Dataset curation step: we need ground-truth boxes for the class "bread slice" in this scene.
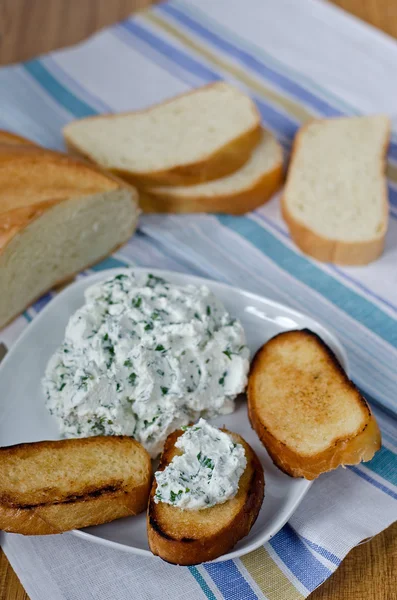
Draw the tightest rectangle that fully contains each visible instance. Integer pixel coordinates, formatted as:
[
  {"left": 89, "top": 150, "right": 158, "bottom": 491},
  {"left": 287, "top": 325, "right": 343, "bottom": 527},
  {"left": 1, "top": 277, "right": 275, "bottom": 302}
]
[
  {"left": 139, "top": 129, "right": 283, "bottom": 214},
  {"left": 63, "top": 82, "right": 261, "bottom": 187},
  {"left": 147, "top": 428, "right": 264, "bottom": 565},
  {"left": 282, "top": 115, "right": 390, "bottom": 265},
  {"left": 248, "top": 329, "right": 381, "bottom": 480},
  {"left": 0, "top": 436, "right": 152, "bottom": 535},
  {"left": 0, "top": 141, "right": 139, "bottom": 328}
]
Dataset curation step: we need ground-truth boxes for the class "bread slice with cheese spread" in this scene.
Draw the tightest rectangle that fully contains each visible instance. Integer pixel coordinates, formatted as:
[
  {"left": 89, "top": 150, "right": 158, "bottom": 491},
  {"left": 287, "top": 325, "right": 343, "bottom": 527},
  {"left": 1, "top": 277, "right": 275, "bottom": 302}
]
[
  {"left": 0, "top": 436, "right": 152, "bottom": 535},
  {"left": 0, "top": 138, "right": 139, "bottom": 329},
  {"left": 248, "top": 329, "right": 381, "bottom": 479},
  {"left": 63, "top": 82, "right": 261, "bottom": 187},
  {"left": 147, "top": 428, "right": 264, "bottom": 565}
]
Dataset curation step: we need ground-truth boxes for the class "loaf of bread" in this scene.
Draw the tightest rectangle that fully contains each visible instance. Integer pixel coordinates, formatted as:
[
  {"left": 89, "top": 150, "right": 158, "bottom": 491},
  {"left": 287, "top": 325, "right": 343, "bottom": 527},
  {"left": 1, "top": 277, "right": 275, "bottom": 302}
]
[
  {"left": 63, "top": 82, "right": 261, "bottom": 187},
  {"left": 281, "top": 115, "right": 390, "bottom": 265},
  {"left": 0, "top": 136, "right": 139, "bottom": 328},
  {"left": 139, "top": 129, "right": 283, "bottom": 214},
  {"left": 147, "top": 428, "right": 264, "bottom": 565},
  {"left": 0, "top": 436, "right": 152, "bottom": 535},
  {"left": 248, "top": 329, "right": 381, "bottom": 479}
]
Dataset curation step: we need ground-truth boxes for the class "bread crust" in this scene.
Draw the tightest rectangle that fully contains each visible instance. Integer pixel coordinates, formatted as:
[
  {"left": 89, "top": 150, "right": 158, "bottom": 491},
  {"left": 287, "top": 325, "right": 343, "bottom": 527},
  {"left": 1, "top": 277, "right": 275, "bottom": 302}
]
[
  {"left": 247, "top": 329, "right": 381, "bottom": 480},
  {"left": 0, "top": 131, "right": 38, "bottom": 147},
  {"left": 63, "top": 82, "right": 262, "bottom": 187},
  {"left": 147, "top": 429, "right": 264, "bottom": 565},
  {"left": 281, "top": 118, "right": 390, "bottom": 266},
  {"left": 0, "top": 437, "right": 152, "bottom": 535},
  {"left": 138, "top": 161, "right": 283, "bottom": 214}
]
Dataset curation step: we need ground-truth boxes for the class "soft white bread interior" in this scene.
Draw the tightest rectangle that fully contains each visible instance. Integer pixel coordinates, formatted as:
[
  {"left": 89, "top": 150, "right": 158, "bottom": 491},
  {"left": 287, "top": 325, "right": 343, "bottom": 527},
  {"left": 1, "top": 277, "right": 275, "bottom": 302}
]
[
  {"left": 147, "top": 428, "right": 264, "bottom": 565},
  {"left": 0, "top": 436, "right": 152, "bottom": 535},
  {"left": 0, "top": 142, "right": 139, "bottom": 329},
  {"left": 140, "top": 129, "right": 283, "bottom": 214},
  {"left": 248, "top": 329, "right": 381, "bottom": 480},
  {"left": 281, "top": 115, "right": 390, "bottom": 265},
  {"left": 63, "top": 82, "right": 261, "bottom": 187}
]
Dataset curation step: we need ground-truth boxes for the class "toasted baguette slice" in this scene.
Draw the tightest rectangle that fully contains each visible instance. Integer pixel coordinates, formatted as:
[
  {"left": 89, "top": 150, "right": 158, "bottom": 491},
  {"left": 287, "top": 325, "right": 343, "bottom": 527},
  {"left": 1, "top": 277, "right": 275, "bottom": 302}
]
[
  {"left": 0, "top": 436, "right": 152, "bottom": 535},
  {"left": 139, "top": 129, "right": 283, "bottom": 214},
  {"left": 63, "top": 82, "right": 261, "bottom": 187},
  {"left": 248, "top": 329, "right": 381, "bottom": 480},
  {"left": 282, "top": 115, "right": 390, "bottom": 265},
  {"left": 147, "top": 429, "right": 264, "bottom": 565},
  {"left": 0, "top": 141, "right": 139, "bottom": 329}
]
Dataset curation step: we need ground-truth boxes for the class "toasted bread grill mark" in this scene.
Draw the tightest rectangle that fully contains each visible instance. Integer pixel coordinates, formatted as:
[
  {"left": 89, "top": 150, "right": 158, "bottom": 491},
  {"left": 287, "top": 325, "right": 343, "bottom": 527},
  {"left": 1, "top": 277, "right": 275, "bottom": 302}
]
[
  {"left": 147, "top": 429, "right": 264, "bottom": 564},
  {"left": 0, "top": 436, "right": 152, "bottom": 534},
  {"left": 248, "top": 329, "right": 381, "bottom": 479}
]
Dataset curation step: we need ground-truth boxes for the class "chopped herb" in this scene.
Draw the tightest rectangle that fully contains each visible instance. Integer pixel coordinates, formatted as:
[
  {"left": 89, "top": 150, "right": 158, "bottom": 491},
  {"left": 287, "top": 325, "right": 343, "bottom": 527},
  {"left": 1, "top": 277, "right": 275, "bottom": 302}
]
[
  {"left": 63, "top": 348, "right": 69, "bottom": 353},
  {"left": 144, "top": 322, "right": 154, "bottom": 331},
  {"left": 116, "top": 382, "right": 121, "bottom": 392},
  {"left": 147, "top": 274, "right": 167, "bottom": 288},
  {"left": 187, "top": 386, "right": 194, "bottom": 393},
  {"left": 124, "top": 358, "right": 132, "bottom": 368},
  {"left": 103, "top": 333, "right": 109, "bottom": 341},
  {"left": 132, "top": 296, "right": 142, "bottom": 309},
  {"left": 170, "top": 490, "right": 183, "bottom": 503},
  {"left": 205, "top": 358, "right": 210, "bottom": 364},
  {"left": 107, "top": 419, "right": 113, "bottom": 425},
  {"left": 114, "top": 274, "right": 127, "bottom": 281},
  {"left": 223, "top": 349, "right": 232, "bottom": 360},
  {"left": 143, "top": 416, "right": 158, "bottom": 428},
  {"left": 58, "top": 382, "right": 66, "bottom": 392},
  {"left": 155, "top": 344, "right": 165, "bottom": 352},
  {"left": 129, "top": 372, "right": 137, "bottom": 385},
  {"left": 161, "top": 386, "right": 169, "bottom": 396},
  {"left": 194, "top": 312, "right": 201, "bottom": 320},
  {"left": 238, "top": 345, "right": 246, "bottom": 352},
  {"left": 127, "top": 398, "right": 135, "bottom": 405},
  {"left": 206, "top": 306, "right": 211, "bottom": 316},
  {"left": 157, "top": 369, "right": 165, "bottom": 376},
  {"left": 151, "top": 310, "right": 160, "bottom": 320},
  {"left": 197, "top": 453, "right": 214, "bottom": 470},
  {"left": 218, "top": 371, "right": 227, "bottom": 385}
]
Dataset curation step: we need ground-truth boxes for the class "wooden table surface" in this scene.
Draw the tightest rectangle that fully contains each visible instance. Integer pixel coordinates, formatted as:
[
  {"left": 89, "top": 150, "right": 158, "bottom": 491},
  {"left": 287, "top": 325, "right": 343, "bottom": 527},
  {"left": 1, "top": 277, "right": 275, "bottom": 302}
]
[{"left": 0, "top": 0, "right": 396, "bottom": 598}]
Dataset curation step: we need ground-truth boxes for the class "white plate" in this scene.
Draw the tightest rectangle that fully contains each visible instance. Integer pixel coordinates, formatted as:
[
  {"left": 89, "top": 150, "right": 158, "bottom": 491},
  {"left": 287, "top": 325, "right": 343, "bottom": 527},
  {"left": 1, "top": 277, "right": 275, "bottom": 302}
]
[{"left": 0, "top": 268, "right": 348, "bottom": 562}]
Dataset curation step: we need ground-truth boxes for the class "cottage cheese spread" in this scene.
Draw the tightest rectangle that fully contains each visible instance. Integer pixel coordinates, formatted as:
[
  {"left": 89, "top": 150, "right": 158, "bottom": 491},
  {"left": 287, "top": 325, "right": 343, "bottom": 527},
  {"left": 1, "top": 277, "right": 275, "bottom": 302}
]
[
  {"left": 43, "top": 271, "right": 249, "bottom": 457},
  {"left": 154, "top": 419, "right": 247, "bottom": 509}
]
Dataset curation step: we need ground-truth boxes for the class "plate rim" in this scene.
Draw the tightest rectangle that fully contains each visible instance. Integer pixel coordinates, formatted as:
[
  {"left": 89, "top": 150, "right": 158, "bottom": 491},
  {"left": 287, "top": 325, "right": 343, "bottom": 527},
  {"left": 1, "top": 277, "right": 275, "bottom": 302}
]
[{"left": 1, "top": 267, "right": 351, "bottom": 562}]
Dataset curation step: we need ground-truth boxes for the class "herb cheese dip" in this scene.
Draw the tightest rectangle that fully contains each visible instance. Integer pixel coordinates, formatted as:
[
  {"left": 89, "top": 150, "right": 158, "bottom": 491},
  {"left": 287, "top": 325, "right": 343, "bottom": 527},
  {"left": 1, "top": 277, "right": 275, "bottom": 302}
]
[
  {"left": 154, "top": 419, "right": 246, "bottom": 509},
  {"left": 43, "top": 271, "right": 249, "bottom": 457}
]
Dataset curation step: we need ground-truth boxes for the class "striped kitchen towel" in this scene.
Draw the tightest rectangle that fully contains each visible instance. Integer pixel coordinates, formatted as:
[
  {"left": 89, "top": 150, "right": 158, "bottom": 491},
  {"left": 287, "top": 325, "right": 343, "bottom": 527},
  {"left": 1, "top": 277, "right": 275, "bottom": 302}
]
[{"left": 1, "top": 0, "right": 397, "bottom": 598}]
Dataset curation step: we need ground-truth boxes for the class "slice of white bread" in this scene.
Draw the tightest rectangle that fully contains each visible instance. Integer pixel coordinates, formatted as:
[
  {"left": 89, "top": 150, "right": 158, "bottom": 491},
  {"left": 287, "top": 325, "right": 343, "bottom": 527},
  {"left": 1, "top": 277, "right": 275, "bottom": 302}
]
[
  {"left": 248, "top": 329, "right": 381, "bottom": 480},
  {"left": 0, "top": 436, "right": 152, "bottom": 535},
  {"left": 0, "top": 139, "right": 139, "bottom": 329},
  {"left": 147, "top": 428, "right": 264, "bottom": 565},
  {"left": 63, "top": 82, "right": 261, "bottom": 187},
  {"left": 139, "top": 129, "right": 283, "bottom": 214},
  {"left": 282, "top": 115, "right": 391, "bottom": 265}
]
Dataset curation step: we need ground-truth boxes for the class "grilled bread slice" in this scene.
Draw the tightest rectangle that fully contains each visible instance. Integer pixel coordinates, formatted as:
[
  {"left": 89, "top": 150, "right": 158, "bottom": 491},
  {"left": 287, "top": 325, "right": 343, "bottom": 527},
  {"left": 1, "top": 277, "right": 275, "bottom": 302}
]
[
  {"left": 281, "top": 115, "right": 390, "bottom": 265},
  {"left": 63, "top": 82, "right": 261, "bottom": 187},
  {"left": 248, "top": 329, "right": 381, "bottom": 480},
  {"left": 147, "top": 429, "right": 264, "bottom": 565},
  {"left": 0, "top": 436, "right": 152, "bottom": 535},
  {"left": 139, "top": 128, "right": 283, "bottom": 214}
]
